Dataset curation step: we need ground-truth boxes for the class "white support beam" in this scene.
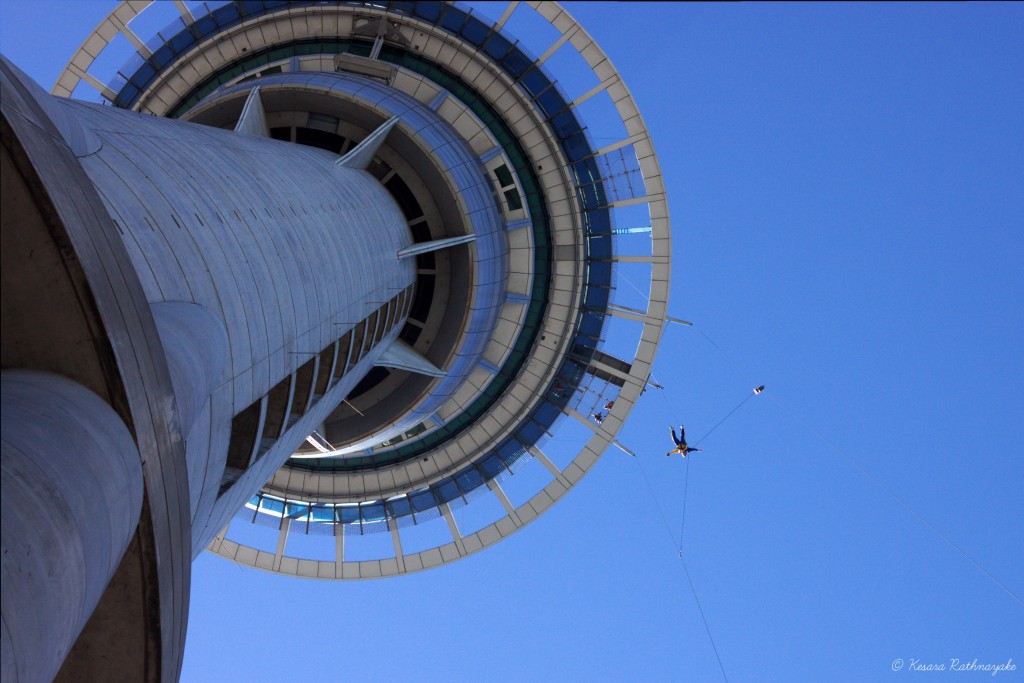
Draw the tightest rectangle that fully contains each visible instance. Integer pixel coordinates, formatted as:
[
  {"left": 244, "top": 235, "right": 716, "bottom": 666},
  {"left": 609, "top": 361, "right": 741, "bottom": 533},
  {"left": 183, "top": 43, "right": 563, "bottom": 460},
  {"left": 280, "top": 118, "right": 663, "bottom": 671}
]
[
  {"left": 529, "top": 445, "right": 571, "bottom": 489},
  {"left": 570, "top": 77, "right": 615, "bottom": 109},
  {"left": 487, "top": 479, "right": 522, "bottom": 527},
  {"left": 535, "top": 27, "right": 576, "bottom": 67},
  {"left": 397, "top": 234, "right": 476, "bottom": 258},
  {"left": 369, "top": 34, "right": 384, "bottom": 60},
  {"left": 234, "top": 86, "right": 270, "bottom": 137},
  {"left": 335, "top": 528, "right": 345, "bottom": 564},
  {"left": 493, "top": 2, "right": 519, "bottom": 31},
  {"left": 441, "top": 503, "right": 467, "bottom": 555},
  {"left": 374, "top": 338, "right": 445, "bottom": 377},
  {"left": 588, "top": 357, "right": 641, "bottom": 388},
  {"left": 592, "top": 133, "right": 646, "bottom": 159},
  {"left": 607, "top": 302, "right": 689, "bottom": 327},
  {"left": 109, "top": 16, "right": 152, "bottom": 59},
  {"left": 612, "top": 440, "right": 636, "bottom": 457},
  {"left": 612, "top": 254, "right": 658, "bottom": 263},
  {"left": 337, "top": 116, "right": 400, "bottom": 169},
  {"left": 272, "top": 518, "right": 291, "bottom": 572},
  {"left": 566, "top": 405, "right": 603, "bottom": 432},
  {"left": 607, "top": 195, "right": 651, "bottom": 209},
  {"left": 390, "top": 521, "right": 406, "bottom": 572},
  {"left": 173, "top": 0, "right": 196, "bottom": 23},
  {"left": 606, "top": 304, "right": 650, "bottom": 324},
  {"left": 68, "top": 64, "right": 118, "bottom": 101},
  {"left": 429, "top": 89, "right": 449, "bottom": 111}
]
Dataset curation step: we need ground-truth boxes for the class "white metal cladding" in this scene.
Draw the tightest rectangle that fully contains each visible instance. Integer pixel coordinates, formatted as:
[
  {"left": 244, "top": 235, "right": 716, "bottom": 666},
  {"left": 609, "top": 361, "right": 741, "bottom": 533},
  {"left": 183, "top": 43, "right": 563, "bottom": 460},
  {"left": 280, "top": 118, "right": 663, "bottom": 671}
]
[
  {"left": 54, "top": 1, "right": 673, "bottom": 578},
  {"left": 57, "top": 95, "right": 416, "bottom": 548},
  {"left": 190, "top": 72, "right": 510, "bottom": 455}
]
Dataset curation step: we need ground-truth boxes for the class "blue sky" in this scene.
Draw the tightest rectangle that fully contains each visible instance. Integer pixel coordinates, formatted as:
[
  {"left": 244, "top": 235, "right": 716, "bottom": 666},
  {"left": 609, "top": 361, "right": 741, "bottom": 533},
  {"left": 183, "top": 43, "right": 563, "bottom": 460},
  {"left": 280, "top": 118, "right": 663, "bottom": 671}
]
[{"left": 2, "top": 2, "right": 1021, "bottom": 681}]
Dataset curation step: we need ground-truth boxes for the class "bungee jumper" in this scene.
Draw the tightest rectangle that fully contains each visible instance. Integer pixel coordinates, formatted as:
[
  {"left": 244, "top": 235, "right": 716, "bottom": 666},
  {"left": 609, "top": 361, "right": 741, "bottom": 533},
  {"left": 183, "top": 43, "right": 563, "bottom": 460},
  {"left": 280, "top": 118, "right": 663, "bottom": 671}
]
[{"left": 666, "top": 425, "right": 702, "bottom": 458}]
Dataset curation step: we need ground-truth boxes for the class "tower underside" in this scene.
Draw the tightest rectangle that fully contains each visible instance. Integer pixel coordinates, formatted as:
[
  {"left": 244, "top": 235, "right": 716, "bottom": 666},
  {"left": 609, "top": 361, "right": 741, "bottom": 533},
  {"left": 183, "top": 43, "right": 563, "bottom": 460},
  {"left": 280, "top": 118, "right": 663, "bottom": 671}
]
[{"left": 1, "top": 3, "right": 672, "bottom": 681}]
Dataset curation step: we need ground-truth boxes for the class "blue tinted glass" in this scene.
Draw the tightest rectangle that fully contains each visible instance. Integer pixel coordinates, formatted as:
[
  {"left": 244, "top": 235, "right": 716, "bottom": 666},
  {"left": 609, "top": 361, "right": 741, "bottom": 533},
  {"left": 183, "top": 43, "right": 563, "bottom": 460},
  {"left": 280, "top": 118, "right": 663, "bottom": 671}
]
[
  {"left": 589, "top": 235, "right": 612, "bottom": 259},
  {"left": 551, "top": 110, "right": 579, "bottom": 138},
  {"left": 387, "top": 497, "right": 412, "bottom": 518},
  {"left": 151, "top": 45, "right": 175, "bottom": 69},
  {"left": 441, "top": 7, "right": 466, "bottom": 32},
  {"left": 536, "top": 88, "right": 565, "bottom": 118},
  {"left": 455, "top": 467, "right": 484, "bottom": 494},
  {"left": 580, "top": 310, "right": 604, "bottom": 336},
  {"left": 480, "top": 453, "right": 505, "bottom": 477},
  {"left": 410, "top": 489, "right": 437, "bottom": 512},
  {"left": 589, "top": 260, "right": 612, "bottom": 285},
  {"left": 577, "top": 184, "right": 600, "bottom": 208},
  {"left": 502, "top": 49, "right": 532, "bottom": 78},
  {"left": 585, "top": 286, "right": 610, "bottom": 309},
  {"left": 563, "top": 133, "right": 592, "bottom": 162},
  {"left": 584, "top": 209, "right": 611, "bottom": 233},
  {"left": 533, "top": 400, "right": 560, "bottom": 426},
  {"left": 483, "top": 32, "right": 513, "bottom": 60},
  {"left": 460, "top": 16, "right": 489, "bottom": 46},
  {"left": 212, "top": 4, "right": 240, "bottom": 27},
  {"left": 517, "top": 420, "right": 544, "bottom": 444},
  {"left": 131, "top": 62, "right": 156, "bottom": 88},
  {"left": 194, "top": 16, "right": 217, "bottom": 39},
  {"left": 521, "top": 68, "right": 549, "bottom": 97},
  {"left": 360, "top": 502, "right": 386, "bottom": 522},
  {"left": 414, "top": 2, "right": 443, "bottom": 22},
  {"left": 311, "top": 505, "right": 334, "bottom": 522},
  {"left": 338, "top": 506, "right": 360, "bottom": 524},
  {"left": 115, "top": 84, "right": 140, "bottom": 108},
  {"left": 573, "top": 161, "right": 599, "bottom": 185},
  {"left": 285, "top": 502, "right": 309, "bottom": 520},
  {"left": 239, "top": 1, "right": 263, "bottom": 17},
  {"left": 558, "top": 360, "right": 584, "bottom": 381},
  {"left": 436, "top": 479, "right": 461, "bottom": 503},
  {"left": 168, "top": 30, "right": 194, "bottom": 54},
  {"left": 262, "top": 497, "right": 284, "bottom": 514}
]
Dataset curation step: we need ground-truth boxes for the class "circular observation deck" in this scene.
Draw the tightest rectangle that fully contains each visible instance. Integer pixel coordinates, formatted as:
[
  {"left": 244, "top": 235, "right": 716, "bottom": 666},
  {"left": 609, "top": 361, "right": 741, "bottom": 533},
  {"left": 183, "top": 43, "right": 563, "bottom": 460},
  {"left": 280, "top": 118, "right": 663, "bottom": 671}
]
[{"left": 58, "top": 1, "right": 672, "bottom": 579}]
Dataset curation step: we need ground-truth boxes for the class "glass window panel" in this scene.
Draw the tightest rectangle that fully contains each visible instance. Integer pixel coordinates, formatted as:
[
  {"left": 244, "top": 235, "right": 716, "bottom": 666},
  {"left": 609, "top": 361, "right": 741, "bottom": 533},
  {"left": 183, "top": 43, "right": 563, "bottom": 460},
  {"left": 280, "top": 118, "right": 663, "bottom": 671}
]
[
  {"left": 410, "top": 489, "right": 437, "bottom": 512},
  {"left": 225, "top": 399, "right": 261, "bottom": 471},
  {"left": 436, "top": 479, "right": 461, "bottom": 503},
  {"left": 360, "top": 502, "right": 386, "bottom": 523},
  {"left": 260, "top": 376, "right": 292, "bottom": 444},
  {"left": 313, "top": 343, "right": 336, "bottom": 398},
  {"left": 479, "top": 453, "right": 506, "bottom": 478},
  {"left": 288, "top": 358, "right": 316, "bottom": 421},
  {"left": 337, "top": 505, "right": 360, "bottom": 524},
  {"left": 335, "top": 330, "right": 353, "bottom": 378},
  {"left": 493, "top": 163, "right": 515, "bottom": 187}
]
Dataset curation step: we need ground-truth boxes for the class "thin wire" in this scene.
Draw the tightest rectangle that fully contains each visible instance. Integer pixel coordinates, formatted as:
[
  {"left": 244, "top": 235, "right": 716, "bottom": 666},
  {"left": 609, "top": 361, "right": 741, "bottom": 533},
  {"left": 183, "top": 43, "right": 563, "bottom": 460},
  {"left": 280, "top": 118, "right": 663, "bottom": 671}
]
[
  {"left": 697, "top": 327, "right": 1024, "bottom": 609},
  {"left": 678, "top": 457, "right": 691, "bottom": 551},
  {"left": 693, "top": 393, "right": 754, "bottom": 447},
  {"left": 633, "top": 457, "right": 730, "bottom": 683},
  {"left": 679, "top": 554, "right": 731, "bottom": 683}
]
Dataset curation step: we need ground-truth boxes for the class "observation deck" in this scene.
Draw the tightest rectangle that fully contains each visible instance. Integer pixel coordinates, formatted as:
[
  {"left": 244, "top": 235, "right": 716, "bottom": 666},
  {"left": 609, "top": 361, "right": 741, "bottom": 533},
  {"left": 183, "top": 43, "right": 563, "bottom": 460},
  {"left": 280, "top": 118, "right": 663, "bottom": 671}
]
[{"left": 55, "top": 0, "right": 672, "bottom": 579}]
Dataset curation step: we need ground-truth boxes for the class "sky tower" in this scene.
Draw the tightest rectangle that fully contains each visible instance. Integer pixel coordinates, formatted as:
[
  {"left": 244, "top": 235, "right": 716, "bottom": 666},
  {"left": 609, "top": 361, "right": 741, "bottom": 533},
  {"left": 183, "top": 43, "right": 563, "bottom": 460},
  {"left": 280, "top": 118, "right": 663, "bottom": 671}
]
[{"left": 0, "top": 2, "right": 671, "bottom": 681}]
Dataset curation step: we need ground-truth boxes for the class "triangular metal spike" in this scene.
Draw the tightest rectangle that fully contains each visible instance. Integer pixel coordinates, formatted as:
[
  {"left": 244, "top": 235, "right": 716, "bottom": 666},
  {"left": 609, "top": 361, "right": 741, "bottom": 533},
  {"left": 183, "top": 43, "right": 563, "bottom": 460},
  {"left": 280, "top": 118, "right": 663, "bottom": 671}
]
[
  {"left": 233, "top": 86, "right": 270, "bottom": 138},
  {"left": 397, "top": 234, "right": 476, "bottom": 259},
  {"left": 336, "top": 116, "right": 400, "bottom": 169},
  {"left": 374, "top": 339, "right": 445, "bottom": 377}
]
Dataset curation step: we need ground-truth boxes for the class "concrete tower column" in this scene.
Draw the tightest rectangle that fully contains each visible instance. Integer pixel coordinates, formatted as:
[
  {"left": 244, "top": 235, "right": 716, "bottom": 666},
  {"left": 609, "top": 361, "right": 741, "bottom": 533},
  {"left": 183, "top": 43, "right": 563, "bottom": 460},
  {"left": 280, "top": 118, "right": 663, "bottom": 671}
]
[{"left": 0, "top": 371, "right": 144, "bottom": 683}]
